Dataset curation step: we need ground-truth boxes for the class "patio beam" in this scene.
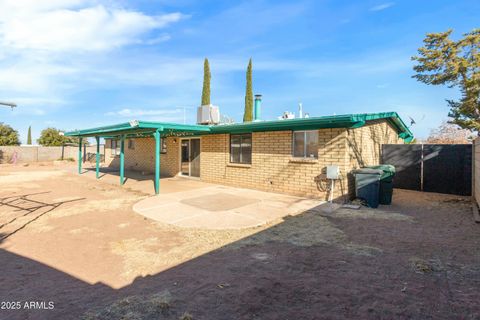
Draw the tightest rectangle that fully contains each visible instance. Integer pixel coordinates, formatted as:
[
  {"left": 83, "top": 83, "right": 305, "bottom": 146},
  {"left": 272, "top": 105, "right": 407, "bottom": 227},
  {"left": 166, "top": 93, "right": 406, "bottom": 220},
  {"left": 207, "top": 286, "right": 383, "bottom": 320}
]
[
  {"left": 95, "top": 136, "right": 100, "bottom": 179},
  {"left": 120, "top": 135, "right": 125, "bottom": 185},
  {"left": 154, "top": 129, "right": 161, "bottom": 194},
  {"left": 78, "top": 137, "right": 82, "bottom": 174}
]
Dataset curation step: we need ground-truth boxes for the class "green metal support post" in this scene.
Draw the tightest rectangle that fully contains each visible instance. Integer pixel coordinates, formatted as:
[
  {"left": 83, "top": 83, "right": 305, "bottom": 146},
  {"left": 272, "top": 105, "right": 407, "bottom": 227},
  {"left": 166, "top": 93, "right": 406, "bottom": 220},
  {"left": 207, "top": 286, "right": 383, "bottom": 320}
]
[
  {"left": 154, "top": 130, "right": 160, "bottom": 194},
  {"left": 78, "top": 137, "right": 82, "bottom": 174},
  {"left": 120, "top": 135, "right": 125, "bottom": 185},
  {"left": 95, "top": 136, "right": 100, "bottom": 179}
]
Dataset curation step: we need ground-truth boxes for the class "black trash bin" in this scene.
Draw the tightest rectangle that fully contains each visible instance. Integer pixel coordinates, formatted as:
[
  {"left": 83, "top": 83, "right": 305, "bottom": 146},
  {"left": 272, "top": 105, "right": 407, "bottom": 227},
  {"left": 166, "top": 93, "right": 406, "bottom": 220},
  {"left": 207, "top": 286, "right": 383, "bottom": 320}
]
[
  {"left": 354, "top": 168, "right": 383, "bottom": 208},
  {"left": 365, "top": 165, "right": 395, "bottom": 205}
]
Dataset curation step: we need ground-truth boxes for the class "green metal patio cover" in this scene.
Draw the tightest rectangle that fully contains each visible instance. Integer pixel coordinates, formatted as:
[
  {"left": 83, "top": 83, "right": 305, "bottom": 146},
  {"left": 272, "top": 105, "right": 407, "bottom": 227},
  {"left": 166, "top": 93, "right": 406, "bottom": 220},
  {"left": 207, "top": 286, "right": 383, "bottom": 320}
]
[
  {"left": 65, "top": 112, "right": 413, "bottom": 194},
  {"left": 65, "top": 121, "right": 211, "bottom": 194}
]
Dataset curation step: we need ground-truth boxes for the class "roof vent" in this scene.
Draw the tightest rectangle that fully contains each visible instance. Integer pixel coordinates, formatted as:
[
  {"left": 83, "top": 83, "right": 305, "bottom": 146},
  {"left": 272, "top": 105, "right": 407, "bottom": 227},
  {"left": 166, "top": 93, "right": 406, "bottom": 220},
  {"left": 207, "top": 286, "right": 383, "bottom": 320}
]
[
  {"left": 254, "top": 94, "right": 262, "bottom": 121},
  {"left": 278, "top": 111, "right": 295, "bottom": 120}
]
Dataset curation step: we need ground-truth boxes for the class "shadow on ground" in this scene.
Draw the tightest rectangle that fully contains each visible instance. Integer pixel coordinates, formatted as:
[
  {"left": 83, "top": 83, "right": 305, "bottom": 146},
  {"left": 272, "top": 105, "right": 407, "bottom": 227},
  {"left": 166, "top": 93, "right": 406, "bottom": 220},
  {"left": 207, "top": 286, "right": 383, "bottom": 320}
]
[
  {"left": 0, "top": 193, "right": 85, "bottom": 241},
  {"left": 1, "top": 190, "right": 480, "bottom": 320}
]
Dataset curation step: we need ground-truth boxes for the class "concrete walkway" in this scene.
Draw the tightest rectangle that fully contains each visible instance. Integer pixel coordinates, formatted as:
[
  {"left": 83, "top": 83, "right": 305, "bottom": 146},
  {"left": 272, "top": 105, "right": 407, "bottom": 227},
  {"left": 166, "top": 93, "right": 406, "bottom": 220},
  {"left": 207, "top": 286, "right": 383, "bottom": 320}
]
[{"left": 133, "top": 182, "right": 322, "bottom": 230}]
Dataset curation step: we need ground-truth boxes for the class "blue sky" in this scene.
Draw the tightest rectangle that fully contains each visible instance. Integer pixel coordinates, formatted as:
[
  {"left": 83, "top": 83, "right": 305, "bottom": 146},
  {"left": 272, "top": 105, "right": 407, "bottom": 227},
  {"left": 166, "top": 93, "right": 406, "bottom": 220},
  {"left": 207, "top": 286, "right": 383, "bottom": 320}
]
[{"left": 0, "top": 0, "right": 478, "bottom": 143}]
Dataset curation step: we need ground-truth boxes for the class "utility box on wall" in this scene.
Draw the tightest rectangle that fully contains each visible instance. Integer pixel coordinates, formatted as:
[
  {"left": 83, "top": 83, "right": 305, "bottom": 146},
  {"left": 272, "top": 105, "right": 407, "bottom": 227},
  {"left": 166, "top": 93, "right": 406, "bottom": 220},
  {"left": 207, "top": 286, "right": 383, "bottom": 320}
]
[{"left": 326, "top": 165, "right": 340, "bottom": 180}]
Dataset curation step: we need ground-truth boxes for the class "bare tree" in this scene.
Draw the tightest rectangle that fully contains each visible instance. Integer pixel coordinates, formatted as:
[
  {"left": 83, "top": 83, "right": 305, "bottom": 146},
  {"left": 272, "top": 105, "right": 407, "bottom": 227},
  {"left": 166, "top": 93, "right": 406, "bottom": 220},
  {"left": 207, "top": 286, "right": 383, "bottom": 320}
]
[{"left": 426, "top": 121, "right": 475, "bottom": 144}]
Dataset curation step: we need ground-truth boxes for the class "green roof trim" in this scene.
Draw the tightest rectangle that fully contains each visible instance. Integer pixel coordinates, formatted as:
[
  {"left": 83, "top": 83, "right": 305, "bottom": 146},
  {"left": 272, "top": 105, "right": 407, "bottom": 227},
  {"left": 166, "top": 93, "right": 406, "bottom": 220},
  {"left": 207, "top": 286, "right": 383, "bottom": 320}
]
[
  {"left": 209, "top": 112, "right": 413, "bottom": 141},
  {"left": 65, "top": 121, "right": 211, "bottom": 138},
  {"left": 65, "top": 112, "right": 413, "bottom": 142}
]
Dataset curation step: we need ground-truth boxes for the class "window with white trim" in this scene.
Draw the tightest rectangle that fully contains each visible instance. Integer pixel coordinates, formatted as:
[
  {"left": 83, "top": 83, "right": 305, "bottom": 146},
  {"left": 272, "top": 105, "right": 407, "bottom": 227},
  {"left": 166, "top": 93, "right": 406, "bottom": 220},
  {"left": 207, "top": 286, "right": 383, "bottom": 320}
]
[
  {"left": 292, "top": 130, "right": 318, "bottom": 158},
  {"left": 230, "top": 133, "right": 252, "bottom": 164}
]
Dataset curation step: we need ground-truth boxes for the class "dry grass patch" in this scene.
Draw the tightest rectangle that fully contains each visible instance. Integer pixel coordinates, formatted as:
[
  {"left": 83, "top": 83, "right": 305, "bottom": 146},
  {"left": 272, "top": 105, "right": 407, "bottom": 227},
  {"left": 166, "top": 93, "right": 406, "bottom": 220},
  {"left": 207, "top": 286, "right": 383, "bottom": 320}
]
[
  {"left": 180, "top": 312, "right": 193, "bottom": 320},
  {"left": 410, "top": 257, "right": 444, "bottom": 274},
  {"left": 231, "top": 210, "right": 383, "bottom": 256},
  {"left": 327, "top": 208, "right": 414, "bottom": 222},
  {"left": 83, "top": 290, "right": 175, "bottom": 320},
  {"left": 109, "top": 225, "right": 259, "bottom": 280}
]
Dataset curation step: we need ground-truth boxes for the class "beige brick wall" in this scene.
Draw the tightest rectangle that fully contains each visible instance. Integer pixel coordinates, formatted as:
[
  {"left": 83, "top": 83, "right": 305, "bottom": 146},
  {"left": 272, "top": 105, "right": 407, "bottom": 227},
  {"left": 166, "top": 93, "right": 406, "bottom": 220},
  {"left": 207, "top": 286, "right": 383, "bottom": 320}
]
[
  {"left": 104, "top": 137, "right": 179, "bottom": 176},
  {"left": 345, "top": 120, "right": 404, "bottom": 197},
  {"left": 201, "top": 128, "right": 350, "bottom": 200},
  {"left": 103, "top": 119, "right": 404, "bottom": 200},
  {"left": 347, "top": 120, "right": 404, "bottom": 169},
  {"left": 201, "top": 119, "right": 403, "bottom": 200}
]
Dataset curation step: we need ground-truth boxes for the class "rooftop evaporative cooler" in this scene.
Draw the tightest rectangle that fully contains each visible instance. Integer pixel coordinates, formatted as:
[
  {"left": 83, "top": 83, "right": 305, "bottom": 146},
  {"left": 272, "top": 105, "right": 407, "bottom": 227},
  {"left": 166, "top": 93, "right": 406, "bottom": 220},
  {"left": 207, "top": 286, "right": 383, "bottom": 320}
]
[{"left": 197, "top": 104, "right": 220, "bottom": 125}]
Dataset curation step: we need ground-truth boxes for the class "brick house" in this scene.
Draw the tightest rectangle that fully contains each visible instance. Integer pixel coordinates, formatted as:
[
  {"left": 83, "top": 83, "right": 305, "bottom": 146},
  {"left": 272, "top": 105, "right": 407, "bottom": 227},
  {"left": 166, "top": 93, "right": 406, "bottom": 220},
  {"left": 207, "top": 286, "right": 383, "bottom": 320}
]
[{"left": 66, "top": 112, "right": 413, "bottom": 200}]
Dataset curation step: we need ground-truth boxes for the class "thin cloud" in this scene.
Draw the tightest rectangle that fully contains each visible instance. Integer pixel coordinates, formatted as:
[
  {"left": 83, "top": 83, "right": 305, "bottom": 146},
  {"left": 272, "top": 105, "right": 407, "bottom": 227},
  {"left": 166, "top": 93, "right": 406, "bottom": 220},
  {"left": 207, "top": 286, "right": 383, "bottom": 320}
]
[
  {"left": 369, "top": 2, "right": 395, "bottom": 12},
  {"left": 144, "top": 34, "right": 172, "bottom": 45},
  {"left": 0, "top": 2, "right": 185, "bottom": 52},
  {"left": 0, "top": 1, "right": 187, "bottom": 117},
  {"left": 104, "top": 108, "right": 183, "bottom": 117}
]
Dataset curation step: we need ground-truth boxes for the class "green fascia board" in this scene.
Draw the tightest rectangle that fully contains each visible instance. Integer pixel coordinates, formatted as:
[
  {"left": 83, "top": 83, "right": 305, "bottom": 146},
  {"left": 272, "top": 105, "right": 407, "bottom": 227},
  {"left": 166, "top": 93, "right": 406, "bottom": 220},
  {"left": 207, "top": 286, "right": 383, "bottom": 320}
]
[
  {"left": 351, "top": 112, "right": 413, "bottom": 141},
  {"left": 65, "top": 121, "right": 210, "bottom": 137},
  {"left": 210, "top": 115, "right": 358, "bottom": 134},
  {"left": 64, "top": 112, "right": 413, "bottom": 141},
  {"left": 70, "top": 127, "right": 158, "bottom": 137},
  {"left": 159, "top": 123, "right": 211, "bottom": 137},
  {"left": 65, "top": 122, "right": 149, "bottom": 136},
  {"left": 209, "top": 112, "right": 413, "bottom": 141},
  {"left": 103, "top": 132, "right": 156, "bottom": 139},
  {"left": 149, "top": 122, "right": 211, "bottom": 132}
]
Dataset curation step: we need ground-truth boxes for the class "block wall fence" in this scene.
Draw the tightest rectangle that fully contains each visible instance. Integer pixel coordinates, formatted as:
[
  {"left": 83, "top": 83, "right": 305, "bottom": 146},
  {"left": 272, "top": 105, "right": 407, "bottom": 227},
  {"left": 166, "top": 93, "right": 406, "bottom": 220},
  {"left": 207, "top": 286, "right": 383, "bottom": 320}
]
[{"left": 0, "top": 145, "right": 103, "bottom": 164}]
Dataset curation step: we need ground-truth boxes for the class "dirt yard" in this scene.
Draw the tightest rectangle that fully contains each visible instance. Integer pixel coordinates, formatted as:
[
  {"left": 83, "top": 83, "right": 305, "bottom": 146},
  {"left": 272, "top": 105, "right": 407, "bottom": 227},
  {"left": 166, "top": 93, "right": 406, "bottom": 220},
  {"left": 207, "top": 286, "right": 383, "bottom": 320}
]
[{"left": 1, "top": 163, "right": 480, "bottom": 319}]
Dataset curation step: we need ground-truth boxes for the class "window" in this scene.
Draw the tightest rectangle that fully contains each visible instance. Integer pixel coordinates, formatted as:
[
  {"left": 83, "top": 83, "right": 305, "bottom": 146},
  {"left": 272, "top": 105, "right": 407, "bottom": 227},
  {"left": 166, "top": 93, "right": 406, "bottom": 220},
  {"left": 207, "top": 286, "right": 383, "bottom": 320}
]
[
  {"left": 230, "top": 133, "right": 252, "bottom": 164},
  {"left": 111, "top": 139, "right": 120, "bottom": 156},
  {"left": 128, "top": 139, "right": 135, "bottom": 150},
  {"left": 293, "top": 130, "right": 318, "bottom": 158}
]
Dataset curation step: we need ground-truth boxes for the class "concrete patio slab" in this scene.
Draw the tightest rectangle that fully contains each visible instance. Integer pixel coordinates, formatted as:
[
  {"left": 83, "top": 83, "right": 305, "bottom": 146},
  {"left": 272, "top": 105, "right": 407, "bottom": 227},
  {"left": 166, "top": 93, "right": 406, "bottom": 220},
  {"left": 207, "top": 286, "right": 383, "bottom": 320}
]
[
  {"left": 176, "top": 211, "right": 264, "bottom": 229},
  {"left": 133, "top": 182, "right": 323, "bottom": 230},
  {"left": 136, "top": 202, "right": 211, "bottom": 224},
  {"left": 180, "top": 193, "right": 260, "bottom": 211}
]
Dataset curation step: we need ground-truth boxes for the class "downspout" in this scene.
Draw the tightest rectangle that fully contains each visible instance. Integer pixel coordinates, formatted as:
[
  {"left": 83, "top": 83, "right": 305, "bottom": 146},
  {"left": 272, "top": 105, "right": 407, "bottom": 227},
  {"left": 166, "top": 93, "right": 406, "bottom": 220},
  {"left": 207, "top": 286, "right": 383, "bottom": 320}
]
[
  {"left": 78, "top": 137, "right": 82, "bottom": 174},
  {"left": 120, "top": 135, "right": 125, "bottom": 185},
  {"left": 154, "top": 129, "right": 161, "bottom": 195},
  {"left": 95, "top": 136, "right": 100, "bottom": 179}
]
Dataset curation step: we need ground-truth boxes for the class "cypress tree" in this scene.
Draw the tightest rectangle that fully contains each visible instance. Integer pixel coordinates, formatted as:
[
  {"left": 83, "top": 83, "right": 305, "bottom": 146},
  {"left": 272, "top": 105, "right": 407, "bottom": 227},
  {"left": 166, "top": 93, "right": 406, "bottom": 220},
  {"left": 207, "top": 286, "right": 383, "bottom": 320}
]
[
  {"left": 243, "top": 58, "right": 253, "bottom": 122},
  {"left": 201, "top": 58, "right": 211, "bottom": 106},
  {"left": 27, "top": 125, "right": 32, "bottom": 145}
]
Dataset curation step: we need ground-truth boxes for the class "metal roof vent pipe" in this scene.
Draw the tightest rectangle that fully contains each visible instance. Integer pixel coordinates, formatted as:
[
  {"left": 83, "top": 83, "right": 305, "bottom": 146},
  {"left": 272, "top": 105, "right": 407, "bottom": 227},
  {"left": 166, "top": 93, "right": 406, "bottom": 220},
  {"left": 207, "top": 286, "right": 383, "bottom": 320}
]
[{"left": 254, "top": 94, "right": 262, "bottom": 121}]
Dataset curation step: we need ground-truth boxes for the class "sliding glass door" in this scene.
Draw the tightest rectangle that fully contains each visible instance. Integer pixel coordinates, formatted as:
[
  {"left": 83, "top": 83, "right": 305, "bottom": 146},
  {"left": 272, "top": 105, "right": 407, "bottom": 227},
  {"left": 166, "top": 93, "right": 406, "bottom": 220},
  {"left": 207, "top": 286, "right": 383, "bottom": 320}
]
[{"left": 180, "top": 138, "right": 200, "bottom": 177}]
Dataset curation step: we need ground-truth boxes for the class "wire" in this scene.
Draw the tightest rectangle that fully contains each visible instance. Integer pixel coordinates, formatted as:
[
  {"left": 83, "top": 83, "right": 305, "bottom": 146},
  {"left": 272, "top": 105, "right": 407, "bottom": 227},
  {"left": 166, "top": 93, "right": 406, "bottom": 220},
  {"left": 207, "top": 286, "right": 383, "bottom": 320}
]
[{"left": 315, "top": 172, "right": 347, "bottom": 203}]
